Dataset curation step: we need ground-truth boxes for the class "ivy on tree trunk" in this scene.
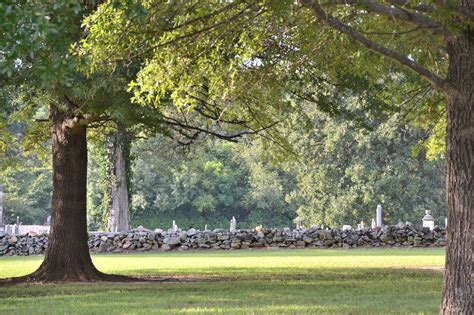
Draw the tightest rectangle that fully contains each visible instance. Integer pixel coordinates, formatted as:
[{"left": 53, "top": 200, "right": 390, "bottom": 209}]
[{"left": 105, "top": 125, "right": 131, "bottom": 233}]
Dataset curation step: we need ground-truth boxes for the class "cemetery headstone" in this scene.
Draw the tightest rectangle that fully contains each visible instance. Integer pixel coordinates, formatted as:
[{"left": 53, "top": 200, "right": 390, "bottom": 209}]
[
  {"left": 376, "top": 205, "right": 383, "bottom": 227},
  {"left": 0, "top": 185, "right": 4, "bottom": 233},
  {"left": 294, "top": 216, "right": 302, "bottom": 230},
  {"left": 342, "top": 225, "right": 352, "bottom": 231},
  {"left": 230, "top": 216, "right": 237, "bottom": 232},
  {"left": 422, "top": 210, "right": 435, "bottom": 230},
  {"left": 14, "top": 216, "right": 20, "bottom": 235}
]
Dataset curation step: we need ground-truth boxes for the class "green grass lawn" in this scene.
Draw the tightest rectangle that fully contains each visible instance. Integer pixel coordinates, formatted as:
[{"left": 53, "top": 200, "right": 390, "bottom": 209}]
[{"left": 0, "top": 248, "right": 445, "bottom": 314}]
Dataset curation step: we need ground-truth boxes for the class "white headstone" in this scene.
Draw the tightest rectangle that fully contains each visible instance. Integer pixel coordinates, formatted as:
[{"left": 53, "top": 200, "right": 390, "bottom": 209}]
[
  {"left": 294, "top": 216, "right": 302, "bottom": 230},
  {"left": 371, "top": 218, "right": 376, "bottom": 229},
  {"left": 230, "top": 216, "right": 237, "bottom": 232},
  {"left": 376, "top": 205, "right": 382, "bottom": 227},
  {"left": 422, "top": 210, "right": 435, "bottom": 230},
  {"left": 360, "top": 221, "right": 364, "bottom": 229},
  {"left": 0, "top": 185, "right": 4, "bottom": 233}
]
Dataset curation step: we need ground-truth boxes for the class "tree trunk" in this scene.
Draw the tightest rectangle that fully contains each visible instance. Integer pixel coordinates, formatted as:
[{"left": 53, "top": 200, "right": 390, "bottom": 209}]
[
  {"left": 440, "top": 27, "right": 473, "bottom": 314},
  {"left": 106, "top": 127, "right": 131, "bottom": 232},
  {"left": 23, "top": 104, "right": 107, "bottom": 281}
]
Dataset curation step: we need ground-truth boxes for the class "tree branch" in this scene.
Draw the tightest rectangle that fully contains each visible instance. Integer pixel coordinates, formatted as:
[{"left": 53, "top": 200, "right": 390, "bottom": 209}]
[
  {"left": 384, "top": 0, "right": 434, "bottom": 13},
  {"left": 189, "top": 95, "right": 249, "bottom": 126},
  {"left": 116, "top": 3, "right": 256, "bottom": 63},
  {"left": 387, "top": 0, "right": 474, "bottom": 21},
  {"left": 326, "top": 0, "right": 451, "bottom": 38},
  {"left": 159, "top": 112, "right": 279, "bottom": 143},
  {"left": 164, "top": 2, "right": 238, "bottom": 33},
  {"left": 300, "top": 0, "right": 450, "bottom": 92}
]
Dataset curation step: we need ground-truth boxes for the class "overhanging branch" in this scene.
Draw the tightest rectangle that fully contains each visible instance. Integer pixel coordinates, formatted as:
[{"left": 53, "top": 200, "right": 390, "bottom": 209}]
[
  {"left": 300, "top": 0, "right": 450, "bottom": 92},
  {"left": 387, "top": 0, "right": 474, "bottom": 21},
  {"left": 327, "top": 0, "right": 451, "bottom": 38},
  {"left": 159, "top": 112, "right": 279, "bottom": 143}
]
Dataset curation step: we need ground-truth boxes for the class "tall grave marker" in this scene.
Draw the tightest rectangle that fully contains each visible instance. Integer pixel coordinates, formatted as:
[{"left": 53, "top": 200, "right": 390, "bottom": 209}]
[
  {"left": 230, "top": 216, "right": 237, "bottom": 233},
  {"left": 0, "top": 185, "right": 4, "bottom": 233},
  {"left": 376, "top": 204, "right": 383, "bottom": 227}
]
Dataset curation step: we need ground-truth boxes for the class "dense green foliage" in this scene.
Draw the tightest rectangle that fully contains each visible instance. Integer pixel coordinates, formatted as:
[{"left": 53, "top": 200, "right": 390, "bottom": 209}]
[
  {"left": 81, "top": 0, "right": 447, "bottom": 152},
  {"left": 77, "top": 0, "right": 449, "bottom": 229},
  {"left": 0, "top": 97, "right": 51, "bottom": 225},
  {"left": 121, "top": 109, "right": 445, "bottom": 230},
  {"left": 287, "top": 107, "right": 446, "bottom": 227},
  {"left": 2, "top": 100, "right": 445, "bottom": 229},
  {"left": 0, "top": 249, "right": 445, "bottom": 314},
  {"left": 0, "top": 162, "right": 51, "bottom": 225},
  {"left": 128, "top": 137, "right": 296, "bottom": 229}
]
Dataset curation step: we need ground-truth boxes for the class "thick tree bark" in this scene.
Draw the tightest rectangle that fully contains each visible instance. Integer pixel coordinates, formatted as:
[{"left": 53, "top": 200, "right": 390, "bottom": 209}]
[
  {"left": 107, "top": 127, "right": 131, "bottom": 232},
  {"left": 440, "top": 27, "right": 473, "bottom": 314},
  {"left": 1, "top": 106, "right": 136, "bottom": 283},
  {"left": 18, "top": 105, "right": 106, "bottom": 281}
]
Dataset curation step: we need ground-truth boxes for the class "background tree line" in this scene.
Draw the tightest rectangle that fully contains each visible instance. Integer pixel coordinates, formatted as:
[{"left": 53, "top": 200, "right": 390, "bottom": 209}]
[{"left": 2, "top": 99, "right": 446, "bottom": 230}]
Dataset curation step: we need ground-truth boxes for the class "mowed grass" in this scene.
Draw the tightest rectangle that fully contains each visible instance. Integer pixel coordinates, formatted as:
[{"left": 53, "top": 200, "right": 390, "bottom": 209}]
[{"left": 0, "top": 248, "right": 445, "bottom": 314}]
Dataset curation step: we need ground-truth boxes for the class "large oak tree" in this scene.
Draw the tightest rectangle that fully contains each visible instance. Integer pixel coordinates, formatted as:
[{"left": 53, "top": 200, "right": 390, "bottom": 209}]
[
  {"left": 0, "top": 1, "right": 111, "bottom": 281},
  {"left": 1, "top": 0, "right": 274, "bottom": 282}
]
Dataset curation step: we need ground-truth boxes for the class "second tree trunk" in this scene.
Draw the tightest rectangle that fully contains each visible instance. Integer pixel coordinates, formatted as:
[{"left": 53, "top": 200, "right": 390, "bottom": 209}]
[{"left": 106, "top": 127, "right": 131, "bottom": 232}]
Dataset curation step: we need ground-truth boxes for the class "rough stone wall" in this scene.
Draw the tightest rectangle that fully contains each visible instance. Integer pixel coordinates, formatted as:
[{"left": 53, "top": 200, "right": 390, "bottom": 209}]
[{"left": 0, "top": 224, "right": 446, "bottom": 256}]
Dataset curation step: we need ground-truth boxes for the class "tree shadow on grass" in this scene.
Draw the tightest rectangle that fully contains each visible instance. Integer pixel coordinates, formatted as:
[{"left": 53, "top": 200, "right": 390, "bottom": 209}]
[{"left": 0, "top": 268, "right": 443, "bottom": 314}]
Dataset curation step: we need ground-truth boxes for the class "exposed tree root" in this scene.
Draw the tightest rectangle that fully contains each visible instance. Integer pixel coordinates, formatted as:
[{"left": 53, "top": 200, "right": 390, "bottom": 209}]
[
  {"left": 0, "top": 265, "right": 138, "bottom": 285},
  {"left": 0, "top": 273, "right": 201, "bottom": 286},
  {"left": 0, "top": 273, "right": 138, "bottom": 285}
]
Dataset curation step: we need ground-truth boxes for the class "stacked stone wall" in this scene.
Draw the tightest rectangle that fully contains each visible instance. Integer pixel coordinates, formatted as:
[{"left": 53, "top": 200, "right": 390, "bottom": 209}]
[{"left": 0, "top": 224, "right": 446, "bottom": 256}]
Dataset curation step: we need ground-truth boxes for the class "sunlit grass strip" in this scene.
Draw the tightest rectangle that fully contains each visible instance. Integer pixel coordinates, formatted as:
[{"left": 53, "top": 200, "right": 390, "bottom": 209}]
[
  {"left": 0, "top": 248, "right": 444, "bottom": 278},
  {"left": 0, "top": 248, "right": 444, "bottom": 314}
]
